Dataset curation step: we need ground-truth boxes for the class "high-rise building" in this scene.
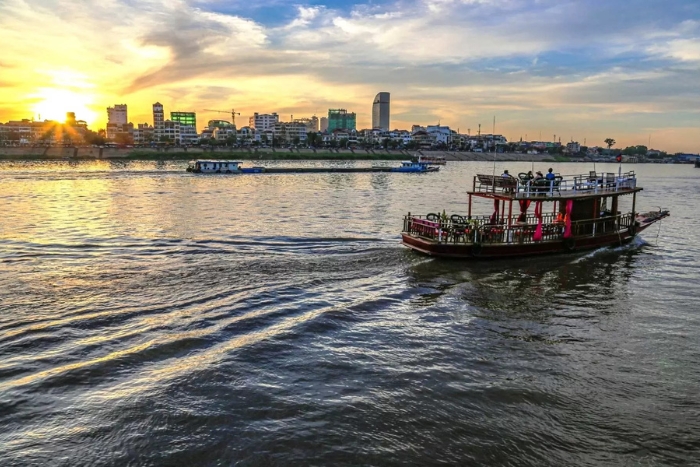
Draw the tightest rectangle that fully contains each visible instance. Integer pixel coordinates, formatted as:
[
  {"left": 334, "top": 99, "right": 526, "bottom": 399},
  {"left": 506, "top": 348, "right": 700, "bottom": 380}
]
[
  {"left": 107, "top": 104, "right": 128, "bottom": 125},
  {"left": 249, "top": 113, "right": 279, "bottom": 131},
  {"left": 372, "top": 92, "right": 390, "bottom": 130},
  {"left": 171, "top": 112, "right": 197, "bottom": 130},
  {"left": 153, "top": 103, "right": 164, "bottom": 139},
  {"left": 327, "top": 109, "right": 356, "bottom": 131},
  {"left": 320, "top": 117, "right": 328, "bottom": 132}
]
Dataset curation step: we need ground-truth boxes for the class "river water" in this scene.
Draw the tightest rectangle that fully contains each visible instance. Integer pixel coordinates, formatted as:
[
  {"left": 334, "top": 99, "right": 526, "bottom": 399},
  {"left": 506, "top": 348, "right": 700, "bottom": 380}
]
[{"left": 0, "top": 160, "right": 698, "bottom": 466}]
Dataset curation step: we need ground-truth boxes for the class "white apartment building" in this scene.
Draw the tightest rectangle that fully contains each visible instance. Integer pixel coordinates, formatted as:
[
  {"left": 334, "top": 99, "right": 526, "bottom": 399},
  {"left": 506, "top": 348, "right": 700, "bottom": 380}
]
[
  {"left": 274, "top": 122, "right": 308, "bottom": 144},
  {"left": 107, "top": 104, "right": 127, "bottom": 125},
  {"left": 133, "top": 123, "right": 154, "bottom": 144},
  {"left": 566, "top": 141, "right": 581, "bottom": 153},
  {"left": 180, "top": 126, "right": 199, "bottom": 145},
  {"left": 249, "top": 113, "right": 279, "bottom": 131},
  {"left": 106, "top": 104, "right": 131, "bottom": 140},
  {"left": 426, "top": 125, "right": 452, "bottom": 145},
  {"left": 161, "top": 120, "right": 180, "bottom": 143}
]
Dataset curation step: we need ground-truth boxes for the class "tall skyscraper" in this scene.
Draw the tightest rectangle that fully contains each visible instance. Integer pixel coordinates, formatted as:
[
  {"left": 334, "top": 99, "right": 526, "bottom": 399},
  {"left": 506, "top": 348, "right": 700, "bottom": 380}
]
[
  {"left": 372, "top": 92, "right": 390, "bottom": 130},
  {"left": 152, "top": 103, "right": 164, "bottom": 136},
  {"left": 107, "top": 104, "right": 128, "bottom": 125},
  {"left": 327, "top": 109, "right": 356, "bottom": 131}
]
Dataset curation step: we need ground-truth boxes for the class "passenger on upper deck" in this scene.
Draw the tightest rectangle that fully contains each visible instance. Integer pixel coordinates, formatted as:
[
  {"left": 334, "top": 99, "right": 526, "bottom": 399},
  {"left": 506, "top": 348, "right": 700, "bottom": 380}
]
[
  {"left": 501, "top": 169, "right": 510, "bottom": 178},
  {"left": 534, "top": 171, "right": 543, "bottom": 181},
  {"left": 545, "top": 168, "right": 556, "bottom": 180}
]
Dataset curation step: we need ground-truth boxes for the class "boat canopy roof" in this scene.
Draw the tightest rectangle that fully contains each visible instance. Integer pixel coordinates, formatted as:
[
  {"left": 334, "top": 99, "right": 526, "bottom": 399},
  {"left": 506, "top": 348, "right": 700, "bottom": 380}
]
[
  {"left": 194, "top": 160, "right": 241, "bottom": 164},
  {"left": 468, "top": 170, "right": 642, "bottom": 201}
]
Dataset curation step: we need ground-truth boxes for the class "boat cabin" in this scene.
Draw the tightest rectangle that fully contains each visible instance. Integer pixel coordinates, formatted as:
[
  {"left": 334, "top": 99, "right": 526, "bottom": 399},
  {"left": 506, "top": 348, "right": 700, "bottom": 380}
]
[{"left": 187, "top": 160, "right": 241, "bottom": 173}]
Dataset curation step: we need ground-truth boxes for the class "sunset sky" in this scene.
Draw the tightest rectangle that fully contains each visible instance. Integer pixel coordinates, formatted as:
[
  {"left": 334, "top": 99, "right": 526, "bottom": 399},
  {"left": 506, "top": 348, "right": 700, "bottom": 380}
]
[{"left": 1, "top": 0, "right": 698, "bottom": 152}]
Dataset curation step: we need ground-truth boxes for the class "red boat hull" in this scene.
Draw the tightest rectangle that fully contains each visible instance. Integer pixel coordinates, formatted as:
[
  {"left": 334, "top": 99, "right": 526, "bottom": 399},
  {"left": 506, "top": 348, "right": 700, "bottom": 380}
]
[{"left": 401, "top": 230, "right": 638, "bottom": 259}]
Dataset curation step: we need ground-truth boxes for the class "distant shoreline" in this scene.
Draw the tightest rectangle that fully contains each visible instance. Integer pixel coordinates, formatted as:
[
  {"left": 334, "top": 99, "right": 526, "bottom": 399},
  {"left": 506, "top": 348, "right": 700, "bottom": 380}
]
[{"left": 0, "top": 147, "right": 561, "bottom": 163}]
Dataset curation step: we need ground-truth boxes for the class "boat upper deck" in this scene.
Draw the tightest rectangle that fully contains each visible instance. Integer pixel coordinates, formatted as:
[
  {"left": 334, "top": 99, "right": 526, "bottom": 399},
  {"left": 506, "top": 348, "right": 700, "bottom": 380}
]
[{"left": 468, "top": 170, "right": 641, "bottom": 200}]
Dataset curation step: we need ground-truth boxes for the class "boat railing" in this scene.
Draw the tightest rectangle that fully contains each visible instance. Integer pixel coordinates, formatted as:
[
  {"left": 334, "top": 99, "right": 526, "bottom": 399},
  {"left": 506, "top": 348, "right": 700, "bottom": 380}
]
[
  {"left": 473, "top": 171, "right": 637, "bottom": 198},
  {"left": 403, "top": 212, "right": 635, "bottom": 245}
]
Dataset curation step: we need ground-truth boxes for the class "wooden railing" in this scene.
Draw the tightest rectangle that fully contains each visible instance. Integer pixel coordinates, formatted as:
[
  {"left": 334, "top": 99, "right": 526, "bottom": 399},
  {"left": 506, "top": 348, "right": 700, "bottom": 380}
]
[{"left": 403, "top": 212, "right": 635, "bottom": 245}]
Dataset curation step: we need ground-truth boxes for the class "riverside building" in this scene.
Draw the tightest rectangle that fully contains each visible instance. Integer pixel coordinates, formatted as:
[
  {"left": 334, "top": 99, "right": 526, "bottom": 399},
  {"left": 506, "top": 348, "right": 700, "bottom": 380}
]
[
  {"left": 152, "top": 103, "right": 164, "bottom": 139},
  {"left": 171, "top": 112, "right": 198, "bottom": 145},
  {"left": 249, "top": 113, "right": 279, "bottom": 131},
  {"left": 372, "top": 92, "right": 390, "bottom": 130},
  {"left": 106, "top": 104, "right": 130, "bottom": 140},
  {"left": 328, "top": 109, "right": 356, "bottom": 131}
]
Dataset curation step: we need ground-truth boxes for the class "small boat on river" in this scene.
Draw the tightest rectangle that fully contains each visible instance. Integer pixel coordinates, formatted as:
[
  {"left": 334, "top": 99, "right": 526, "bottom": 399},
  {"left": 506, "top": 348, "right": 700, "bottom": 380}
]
[
  {"left": 416, "top": 155, "right": 446, "bottom": 165},
  {"left": 401, "top": 170, "right": 669, "bottom": 259},
  {"left": 387, "top": 161, "right": 440, "bottom": 173},
  {"left": 186, "top": 160, "right": 438, "bottom": 174}
]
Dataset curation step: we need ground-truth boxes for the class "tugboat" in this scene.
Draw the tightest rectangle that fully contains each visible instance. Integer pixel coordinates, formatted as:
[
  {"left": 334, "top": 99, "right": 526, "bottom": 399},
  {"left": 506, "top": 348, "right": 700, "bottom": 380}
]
[
  {"left": 401, "top": 170, "right": 669, "bottom": 258},
  {"left": 388, "top": 160, "right": 440, "bottom": 173}
]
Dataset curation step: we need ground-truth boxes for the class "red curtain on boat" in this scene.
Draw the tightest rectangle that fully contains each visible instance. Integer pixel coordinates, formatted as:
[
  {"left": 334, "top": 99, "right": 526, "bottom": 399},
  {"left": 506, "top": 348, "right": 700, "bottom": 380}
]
[
  {"left": 533, "top": 201, "right": 543, "bottom": 241},
  {"left": 563, "top": 199, "right": 573, "bottom": 238},
  {"left": 490, "top": 199, "right": 500, "bottom": 225},
  {"left": 518, "top": 199, "right": 532, "bottom": 222}
]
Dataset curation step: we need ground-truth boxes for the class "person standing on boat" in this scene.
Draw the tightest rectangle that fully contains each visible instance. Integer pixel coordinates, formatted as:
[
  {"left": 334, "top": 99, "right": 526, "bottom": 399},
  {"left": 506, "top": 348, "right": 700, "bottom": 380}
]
[{"left": 545, "top": 168, "right": 556, "bottom": 180}]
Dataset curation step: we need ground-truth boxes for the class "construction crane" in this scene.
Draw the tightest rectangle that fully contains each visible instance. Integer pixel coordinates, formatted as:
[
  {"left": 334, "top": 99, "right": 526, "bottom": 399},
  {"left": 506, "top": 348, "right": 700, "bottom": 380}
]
[{"left": 203, "top": 109, "right": 241, "bottom": 126}]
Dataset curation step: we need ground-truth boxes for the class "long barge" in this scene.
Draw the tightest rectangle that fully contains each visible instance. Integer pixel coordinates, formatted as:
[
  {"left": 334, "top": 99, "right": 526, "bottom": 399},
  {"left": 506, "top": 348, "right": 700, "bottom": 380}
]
[{"left": 186, "top": 160, "right": 439, "bottom": 174}]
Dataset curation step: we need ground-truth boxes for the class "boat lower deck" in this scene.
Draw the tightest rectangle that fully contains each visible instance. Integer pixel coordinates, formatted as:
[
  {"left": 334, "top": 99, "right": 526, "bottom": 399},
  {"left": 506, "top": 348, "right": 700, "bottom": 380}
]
[{"left": 401, "top": 231, "right": 635, "bottom": 259}]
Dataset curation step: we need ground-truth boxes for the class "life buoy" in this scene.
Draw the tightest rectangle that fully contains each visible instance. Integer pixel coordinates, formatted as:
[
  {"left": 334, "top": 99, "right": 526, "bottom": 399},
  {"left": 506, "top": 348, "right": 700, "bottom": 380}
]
[
  {"left": 563, "top": 238, "right": 576, "bottom": 251},
  {"left": 471, "top": 242, "right": 483, "bottom": 257}
]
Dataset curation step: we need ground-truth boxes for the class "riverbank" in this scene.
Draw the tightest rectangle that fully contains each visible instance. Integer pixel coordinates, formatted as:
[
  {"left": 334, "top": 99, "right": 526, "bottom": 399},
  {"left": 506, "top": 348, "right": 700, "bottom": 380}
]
[{"left": 0, "top": 146, "right": 558, "bottom": 162}]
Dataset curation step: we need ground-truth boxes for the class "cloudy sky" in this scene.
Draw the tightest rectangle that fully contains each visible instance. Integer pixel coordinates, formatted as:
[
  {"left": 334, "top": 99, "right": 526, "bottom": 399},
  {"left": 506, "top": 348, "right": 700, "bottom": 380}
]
[{"left": 1, "top": 0, "right": 699, "bottom": 151}]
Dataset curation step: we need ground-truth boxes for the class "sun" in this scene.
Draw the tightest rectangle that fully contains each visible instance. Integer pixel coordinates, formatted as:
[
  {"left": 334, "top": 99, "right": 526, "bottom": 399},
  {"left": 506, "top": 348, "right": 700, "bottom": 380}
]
[{"left": 31, "top": 87, "right": 98, "bottom": 124}]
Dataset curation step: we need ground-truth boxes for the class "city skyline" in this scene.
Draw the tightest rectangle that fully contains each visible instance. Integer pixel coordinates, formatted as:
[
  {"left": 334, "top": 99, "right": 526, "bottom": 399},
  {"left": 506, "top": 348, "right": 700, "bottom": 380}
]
[{"left": 0, "top": 0, "right": 699, "bottom": 152}]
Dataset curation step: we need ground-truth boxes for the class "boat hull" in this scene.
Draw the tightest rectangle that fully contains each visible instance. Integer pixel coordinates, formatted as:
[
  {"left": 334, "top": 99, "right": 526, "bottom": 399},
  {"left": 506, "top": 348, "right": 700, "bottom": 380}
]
[
  {"left": 400, "top": 212, "right": 670, "bottom": 259},
  {"left": 401, "top": 231, "right": 636, "bottom": 259}
]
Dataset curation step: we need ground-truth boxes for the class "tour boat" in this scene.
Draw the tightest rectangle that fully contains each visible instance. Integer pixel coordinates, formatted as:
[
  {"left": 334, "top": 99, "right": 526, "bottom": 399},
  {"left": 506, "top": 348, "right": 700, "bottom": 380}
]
[{"left": 401, "top": 170, "right": 669, "bottom": 259}]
